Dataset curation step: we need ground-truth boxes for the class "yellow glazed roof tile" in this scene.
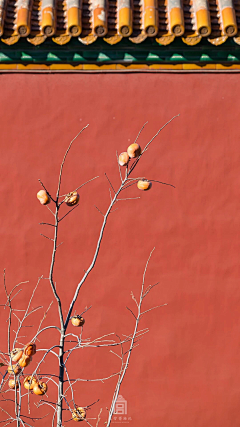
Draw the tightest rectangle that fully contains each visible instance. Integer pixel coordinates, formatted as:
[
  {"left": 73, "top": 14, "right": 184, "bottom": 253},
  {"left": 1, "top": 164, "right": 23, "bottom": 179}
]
[{"left": 0, "top": 0, "right": 239, "bottom": 45}]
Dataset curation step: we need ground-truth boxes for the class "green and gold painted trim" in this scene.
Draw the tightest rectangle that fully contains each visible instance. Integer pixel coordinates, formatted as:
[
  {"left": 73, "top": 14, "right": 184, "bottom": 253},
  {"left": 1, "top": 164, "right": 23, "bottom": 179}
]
[
  {"left": 0, "top": 38, "right": 240, "bottom": 70},
  {"left": 1, "top": 63, "right": 240, "bottom": 70}
]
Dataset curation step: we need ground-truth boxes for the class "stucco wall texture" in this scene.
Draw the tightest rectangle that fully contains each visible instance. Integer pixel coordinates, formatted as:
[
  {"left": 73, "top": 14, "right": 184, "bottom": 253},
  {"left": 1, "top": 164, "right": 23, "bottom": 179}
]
[{"left": 0, "top": 73, "right": 239, "bottom": 426}]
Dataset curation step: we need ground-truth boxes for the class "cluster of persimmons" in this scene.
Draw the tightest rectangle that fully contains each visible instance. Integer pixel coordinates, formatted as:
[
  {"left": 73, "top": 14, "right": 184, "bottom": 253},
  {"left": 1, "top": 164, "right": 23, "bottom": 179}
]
[
  {"left": 37, "top": 189, "right": 80, "bottom": 206},
  {"left": 8, "top": 343, "right": 86, "bottom": 422},
  {"left": 8, "top": 323, "right": 86, "bottom": 421},
  {"left": 8, "top": 343, "right": 48, "bottom": 396},
  {"left": 37, "top": 142, "right": 152, "bottom": 208},
  {"left": 118, "top": 143, "right": 152, "bottom": 191}
]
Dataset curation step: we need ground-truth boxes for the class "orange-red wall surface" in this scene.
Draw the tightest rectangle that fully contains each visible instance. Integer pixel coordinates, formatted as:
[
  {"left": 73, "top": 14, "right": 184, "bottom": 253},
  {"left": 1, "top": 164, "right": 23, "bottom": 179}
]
[{"left": 0, "top": 72, "right": 240, "bottom": 427}]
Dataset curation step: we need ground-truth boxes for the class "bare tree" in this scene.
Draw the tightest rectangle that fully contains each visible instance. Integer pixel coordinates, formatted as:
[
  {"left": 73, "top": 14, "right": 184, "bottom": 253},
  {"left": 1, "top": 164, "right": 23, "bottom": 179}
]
[{"left": 0, "top": 116, "right": 178, "bottom": 426}]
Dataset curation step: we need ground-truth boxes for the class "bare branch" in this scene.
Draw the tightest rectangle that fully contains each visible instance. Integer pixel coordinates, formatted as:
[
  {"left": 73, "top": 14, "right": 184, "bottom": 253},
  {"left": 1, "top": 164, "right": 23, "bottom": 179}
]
[
  {"left": 148, "top": 179, "right": 175, "bottom": 188},
  {"left": 143, "top": 281, "right": 160, "bottom": 298},
  {"left": 46, "top": 205, "right": 55, "bottom": 216},
  {"left": 96, "top": 408, "right": 102, "bottom": 427},
  {"left": 3, "top": 270, "right": 11, "bottom": 355},
  {"left": 133, "top": 121, "right": 148, "bottom": 145},
  {"left": 140, "top": 303, "right": 168, "bottom": 316},
  {"left": 60, "top": 176, "right": 99, "bottom": 197},
  {"left": 40, "top": 234, "right": 54, "bottom": 242},
  {"left": 30, "top": 325, "right": 61, "bottom": 342},
  {"left": 126, "top": 306, "right": 137, "bottom": 320},
  {"left": 142, "top": 115, "right": 179, "bottom": 154},
  {"left": 94, "top": 206, "right": 104, "bottom": 216},
  {"left": 129, "top": 115, "right": 179, "bottom": 174},
  {"left": 131, "top": 291, "right": 138, "bottom": 307},
  {"left": 110, "top": 207, "right": 118, "bottom": 214},
  {"left": 117, "top": 197, "right": 140, "bottom": 202},
  {"left": 109, "top": 351, "right": 122, "bottom": 360},
  {"left": 106, "top": 248, "right": 162, "bottom": 427},
  {"left": 116, "top": 151, "right": 123, "bottom": 183},
  {"left": 56, "top": 125, "right": 89, "bottom": 199},
  {"left": 59, "top": 205, "right": 79, "bottom": 222},
  {"left": 104, "top": 173, "right": 116, "bottom": 194},
  {"left": 8, "top": 282, "right": 29, "bottom": 299},
  {"left": 38, "top": 179, "right": 55, "bottom": 203},
  {"left": 79, "top": 306, "right": 92, "bottom": 318},
  {"left": 13, "top": 277, "right": 42, "bottom": 349}
]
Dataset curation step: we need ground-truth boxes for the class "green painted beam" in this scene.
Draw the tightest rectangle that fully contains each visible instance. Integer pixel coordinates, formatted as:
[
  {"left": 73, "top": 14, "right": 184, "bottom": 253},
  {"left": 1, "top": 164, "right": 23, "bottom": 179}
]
[{"left": 0, "top": 37, "right": 240, "bottom": 63}]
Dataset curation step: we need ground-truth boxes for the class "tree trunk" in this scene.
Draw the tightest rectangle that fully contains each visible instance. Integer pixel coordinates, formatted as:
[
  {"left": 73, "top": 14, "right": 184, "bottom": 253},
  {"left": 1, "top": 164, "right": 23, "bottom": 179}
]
[{"left": 57, "top": 332, "right": 65, "bottom": 426}]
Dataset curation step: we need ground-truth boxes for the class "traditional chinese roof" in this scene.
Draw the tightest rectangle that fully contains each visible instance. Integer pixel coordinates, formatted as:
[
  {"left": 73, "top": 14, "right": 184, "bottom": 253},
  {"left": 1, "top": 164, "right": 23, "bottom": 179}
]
[{"left": 0, "top": 0, "right": 240, "bottom": 46}]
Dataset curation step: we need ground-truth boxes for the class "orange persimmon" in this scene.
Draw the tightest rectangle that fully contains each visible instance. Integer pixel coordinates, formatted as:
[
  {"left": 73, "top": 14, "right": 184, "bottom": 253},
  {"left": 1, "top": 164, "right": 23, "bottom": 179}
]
[
  {"left": 37, "top": 190, "right": 50, "bottom": 205},
  {"left": 137, "top": 180, "right": 152, "bottom": 191},
  {"left": 71, "top": 316, "right": 85, "bottom": 327},
  {"left": 118, "top": 152, "right": 129, "bottom": 166},
  {"left": 18, "top": 355, "right": 32, "bottom": 368},
  {"left": 23, "top": 375, "right": 38, "bottom": 390},
  {"left": 24, "top": 342, "right": 36, "bottom": 357},
  {"left": 65, "top": 191, "right": 80, "bottom": 207},
  {"left": 11, "top": 348, "right": 23, "bottom": 363},
  {"left": 8, "top": 379, "right": 19, "bottom": 389},
  {"left": 8, "top": 364, "right": 21, "bottom": 375},
  {"left": 72, "top": 407, "right": 86, "bottom": 422},
  {"left": 127, "top": 143, "right": 141, "bottom": 159},
  {"left": 33, "top": 381, "right": 48, "bottom": 396}
]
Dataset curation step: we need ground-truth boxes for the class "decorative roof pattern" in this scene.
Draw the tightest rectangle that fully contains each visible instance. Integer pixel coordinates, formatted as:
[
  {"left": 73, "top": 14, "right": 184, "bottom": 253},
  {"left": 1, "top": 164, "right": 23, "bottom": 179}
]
[{"left": 0, "top": 0, "right": 240, "bottom": 46}]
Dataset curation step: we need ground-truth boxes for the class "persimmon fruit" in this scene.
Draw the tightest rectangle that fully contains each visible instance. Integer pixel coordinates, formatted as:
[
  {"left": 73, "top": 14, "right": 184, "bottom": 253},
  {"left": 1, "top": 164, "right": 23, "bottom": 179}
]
[
  {"left": 24, "top": 342, "right": 36, "bottom": 357},
  {"left": 72, "top": 407, "right": 86, "bottom": 422},
  {"left": 8, "top": 364, "right": 21, "bottom": 375},
  {"left": 137, "top": 180, "right": 152, "bottom": 191},
  {"left": 65, "top": 191, "right": 80, "bottom": 207},
  {"left": 11, "top": 348, "right": 23, "bottom": 363},
  {"left": 127, "top": 143, "right": 141, "bottom": 159},
  {"left": 23, "top": 376, "right": 38, "bottom": 390},
  {"left": 37, "top": 190, "right": 50, "bottom": 205},
  {"left": 8, "top": 379, "right": 19, "bottom": 389},
  {"left": 118, "top": 152, "right": 129, "bottom": 166},
  {"left": 71, "top": 316, "right": 85, "bottom": 327},
  {"left": 33, "top": 381, "right": 48, "bottom": 396},
  {"left": 19, "top": 355, "right": 32, "bottom": 368}
]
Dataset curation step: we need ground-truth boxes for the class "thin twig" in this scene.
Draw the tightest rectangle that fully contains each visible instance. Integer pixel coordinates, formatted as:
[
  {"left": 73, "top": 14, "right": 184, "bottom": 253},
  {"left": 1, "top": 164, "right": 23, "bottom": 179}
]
[
  {"left": 104, "top": 173, "right": 116, "bottom": 194},
  {"left": 126, "top": 307, "right": 137, "bottom": 320},
  {"left": 106, "top": 248, "right": 164, "bottom": 427},
  {"left": 56, "top": 125, "right": 89, "bottom": 199},
  {"left": 131, "top": 122, "right": 148, "bottom": 146},
  {"left": 94, "top": 206, "right": 104, "bottom": 216},
  {"left": 60, "top": 176, "right": 99, "bottom": 197},
  {"left": 95, "top": 408, "right": 102, "bottom": 427},
  {"left": 38, "top": 179, "right": 55, "bottom": 203},
  {"left": 117, "top": 197, "right": 140, "bottom": 202},
  {"left": 40, "top": 234, "right": 54, "bottom": 242},
  {"left": 140, "top": 303, "right": 167, "bottom": 316},
  {"left": 59, "top": 205, "right": 79, "bottom": 222},
  {"left": 116, "top": 151, "right": 123, "bottom": 183},
  {"left": 34, "top": 302, "right": 53, "bottom": 343},
  {"left": 129, "top": 115, "right": 179, "bottom": 175},
  {"left": 3, "top": 270, "right": 11, "bottom": 355}
]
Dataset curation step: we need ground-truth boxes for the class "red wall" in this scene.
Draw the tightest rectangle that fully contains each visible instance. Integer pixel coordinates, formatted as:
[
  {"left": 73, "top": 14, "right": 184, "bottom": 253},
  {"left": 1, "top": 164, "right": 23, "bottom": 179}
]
[{"left": 0, "top": 72, "right": 240, "bottom": 426}]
